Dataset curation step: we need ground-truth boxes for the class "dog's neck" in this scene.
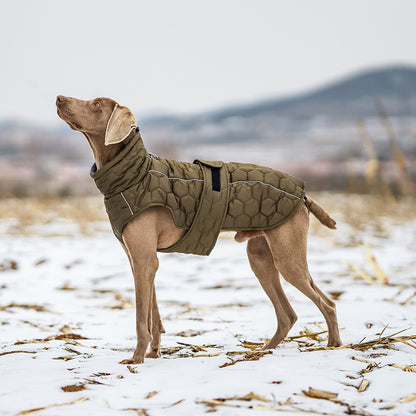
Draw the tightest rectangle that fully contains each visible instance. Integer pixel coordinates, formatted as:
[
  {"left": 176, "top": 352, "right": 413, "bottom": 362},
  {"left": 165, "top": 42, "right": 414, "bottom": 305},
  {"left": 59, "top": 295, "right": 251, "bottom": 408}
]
[{"left": 83, "top": 130, "right": 136, "bottom": 169}]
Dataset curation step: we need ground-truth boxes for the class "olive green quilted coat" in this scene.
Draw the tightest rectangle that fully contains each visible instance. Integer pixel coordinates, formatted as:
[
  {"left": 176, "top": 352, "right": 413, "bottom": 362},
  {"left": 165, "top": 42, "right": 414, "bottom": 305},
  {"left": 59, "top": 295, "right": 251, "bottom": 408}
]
[{"left": 91, "top": 131, "right": 305, "bottom": 255}]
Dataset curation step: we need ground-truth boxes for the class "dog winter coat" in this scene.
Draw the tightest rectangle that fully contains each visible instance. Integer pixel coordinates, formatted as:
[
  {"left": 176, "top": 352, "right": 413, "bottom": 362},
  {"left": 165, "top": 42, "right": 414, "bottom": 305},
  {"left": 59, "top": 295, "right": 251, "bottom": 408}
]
[{"left": 91, "top": 130, "right": 305, "bottom": 255}]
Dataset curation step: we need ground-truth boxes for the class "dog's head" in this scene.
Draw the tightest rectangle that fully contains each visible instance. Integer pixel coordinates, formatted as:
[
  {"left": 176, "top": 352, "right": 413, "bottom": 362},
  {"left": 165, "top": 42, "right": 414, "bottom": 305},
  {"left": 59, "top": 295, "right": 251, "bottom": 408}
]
[{"left": 56, "top": 96, "right": 136, "bottom": 145}]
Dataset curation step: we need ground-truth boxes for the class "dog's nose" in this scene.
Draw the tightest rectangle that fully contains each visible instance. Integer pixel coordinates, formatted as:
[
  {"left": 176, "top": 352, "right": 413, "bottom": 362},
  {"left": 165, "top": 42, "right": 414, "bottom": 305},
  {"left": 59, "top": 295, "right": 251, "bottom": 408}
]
[{"left": 56, "top": 95, "right": 66, "bottom": 106}]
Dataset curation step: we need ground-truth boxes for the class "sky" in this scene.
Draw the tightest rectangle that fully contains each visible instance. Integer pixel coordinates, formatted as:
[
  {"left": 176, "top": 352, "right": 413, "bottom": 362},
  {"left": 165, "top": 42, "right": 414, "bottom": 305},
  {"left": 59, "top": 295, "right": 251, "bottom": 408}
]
[{"left": 1, "top": 0, "right": 416, "bottom": 126}]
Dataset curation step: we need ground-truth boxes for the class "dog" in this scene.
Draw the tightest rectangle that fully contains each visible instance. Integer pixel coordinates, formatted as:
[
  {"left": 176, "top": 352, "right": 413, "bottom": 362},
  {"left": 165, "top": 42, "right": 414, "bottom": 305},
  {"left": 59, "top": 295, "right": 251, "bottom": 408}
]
[{"left": 56, "top": 95, "right": 342, "bottom": 364}]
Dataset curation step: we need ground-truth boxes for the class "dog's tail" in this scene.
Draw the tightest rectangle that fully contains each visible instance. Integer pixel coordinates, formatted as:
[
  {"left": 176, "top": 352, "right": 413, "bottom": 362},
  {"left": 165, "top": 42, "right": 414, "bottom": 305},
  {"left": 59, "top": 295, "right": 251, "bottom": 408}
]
[{"left": 305, "top": 196, "right": 336, "bottom": 229}]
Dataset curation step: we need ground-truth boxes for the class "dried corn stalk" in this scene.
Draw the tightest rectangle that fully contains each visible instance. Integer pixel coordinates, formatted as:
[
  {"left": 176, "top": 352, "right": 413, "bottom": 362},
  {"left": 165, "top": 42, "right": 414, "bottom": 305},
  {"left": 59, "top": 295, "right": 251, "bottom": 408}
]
[
  {"left": 390, "top": 364, "right": 416, "bottom": 373},
  {"left": 400, "top": 291, "right": 416, "bottom": 305},
  {"left": 305, "top": 330, "right": 416, "bottom": 352},
  {"left": 145, "top": 391, "right": 158, "bottom": 399},
  {"left": 358, "top": 379, "right": 369, "bottom": 393},
  {"left": 364, "top": 244, "right": 388, "bottom": 284},
  {"left": 16, "top": 397, "right": 88, "bottom": 415},
  {"left": 344, "top": 244, "right": 388, "bottom": 285},
  {"left": 383, "top": 392, "right": 416, "bottom": 409},
  {"left": 344, "top": 262, "right": 376, "bottom": 285},
  {"left": 357, "top": 119, "right": 381, "bottom": 188},
  {"left": 302, "top": 387, "right": 338, "bottom": 400}
]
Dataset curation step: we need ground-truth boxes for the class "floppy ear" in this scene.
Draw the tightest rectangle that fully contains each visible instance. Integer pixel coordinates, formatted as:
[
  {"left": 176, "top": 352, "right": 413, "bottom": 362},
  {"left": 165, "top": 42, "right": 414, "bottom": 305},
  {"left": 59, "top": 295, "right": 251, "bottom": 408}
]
[{"left": 104, "top": 104, "right": 137, "bottom": 145}]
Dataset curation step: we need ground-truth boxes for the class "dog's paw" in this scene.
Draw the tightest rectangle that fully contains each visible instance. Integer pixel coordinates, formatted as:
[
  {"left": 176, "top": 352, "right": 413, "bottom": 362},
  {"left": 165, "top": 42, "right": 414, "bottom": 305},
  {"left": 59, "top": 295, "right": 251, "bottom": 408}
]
[
  {"left": 145, "top": 349, "right": 161, "bottom": 359},
  {"left": 327, "top": 340, "right": 342, "bottom": 348},
  {"left": 119, "top": 357, "right": 144, "bottom": 365},
  {"left": 261, "top": 342, "right": 276, "bottom": 350}
]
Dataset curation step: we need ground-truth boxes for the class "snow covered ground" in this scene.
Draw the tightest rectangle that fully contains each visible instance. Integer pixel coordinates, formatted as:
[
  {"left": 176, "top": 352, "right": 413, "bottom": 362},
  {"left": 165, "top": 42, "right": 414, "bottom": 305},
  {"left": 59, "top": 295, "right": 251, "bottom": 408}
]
[{"left": 1, "top": 204, "right": 416, "bottom": 416}]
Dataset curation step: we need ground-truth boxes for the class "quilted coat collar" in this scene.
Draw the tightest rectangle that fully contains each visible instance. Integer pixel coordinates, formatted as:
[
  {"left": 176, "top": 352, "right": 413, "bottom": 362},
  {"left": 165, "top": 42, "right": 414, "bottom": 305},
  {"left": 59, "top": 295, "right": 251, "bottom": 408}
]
[{"left": 91, "top": 131, "right": 150, "bottom": 197}]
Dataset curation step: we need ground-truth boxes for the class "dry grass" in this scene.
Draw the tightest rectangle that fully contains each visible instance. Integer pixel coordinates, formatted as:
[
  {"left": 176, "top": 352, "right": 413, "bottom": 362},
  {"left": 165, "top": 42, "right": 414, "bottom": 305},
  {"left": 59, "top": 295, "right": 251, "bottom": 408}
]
[
  {"left": 0, "top": 193, "right": 414, "bottom": 237},
  {"left": 0, "top": 196, "right": 107, "bottom": 235},
  {"left": 0, "top": 196, "right": 107, "bottom": 223},
  {"left": 309, "top": 192, "right": 415, "bottom": 235}
]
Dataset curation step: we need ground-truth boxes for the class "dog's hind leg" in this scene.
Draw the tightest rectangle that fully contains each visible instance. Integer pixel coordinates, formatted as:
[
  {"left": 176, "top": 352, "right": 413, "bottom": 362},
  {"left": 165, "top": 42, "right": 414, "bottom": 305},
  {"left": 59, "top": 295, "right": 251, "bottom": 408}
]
[
  {"left": 265, "top": 205, "right": 342, "bottom": 347},
  {"left": 247, "top": 236, "right": 298, "bottom": 349},
  {"left": 145, "top": 284, "right": 165, "bottom": 358}
]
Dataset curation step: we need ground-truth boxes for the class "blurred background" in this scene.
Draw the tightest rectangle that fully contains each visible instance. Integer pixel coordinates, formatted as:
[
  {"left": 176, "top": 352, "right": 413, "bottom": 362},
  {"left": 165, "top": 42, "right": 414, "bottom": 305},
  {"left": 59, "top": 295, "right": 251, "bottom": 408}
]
[{"left": 1, "top": 0, "right": 415, "bottom": 197}]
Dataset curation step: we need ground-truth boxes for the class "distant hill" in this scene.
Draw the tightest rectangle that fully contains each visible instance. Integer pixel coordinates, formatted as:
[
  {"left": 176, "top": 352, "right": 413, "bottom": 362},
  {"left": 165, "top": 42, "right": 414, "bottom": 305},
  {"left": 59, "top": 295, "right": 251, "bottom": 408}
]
[
  {"left": 141, "top": 65, "right": 416, "bottom": 144},
  {"left": 205, "top": 65, "right": 416, "bottom": 120}
]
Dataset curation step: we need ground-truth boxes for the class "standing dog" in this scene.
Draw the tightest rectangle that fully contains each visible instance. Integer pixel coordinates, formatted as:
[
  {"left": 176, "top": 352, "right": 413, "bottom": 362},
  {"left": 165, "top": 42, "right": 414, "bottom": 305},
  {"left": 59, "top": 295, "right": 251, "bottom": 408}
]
[{"left": 56, "top": 95, "right": 342, "bottom": 364}]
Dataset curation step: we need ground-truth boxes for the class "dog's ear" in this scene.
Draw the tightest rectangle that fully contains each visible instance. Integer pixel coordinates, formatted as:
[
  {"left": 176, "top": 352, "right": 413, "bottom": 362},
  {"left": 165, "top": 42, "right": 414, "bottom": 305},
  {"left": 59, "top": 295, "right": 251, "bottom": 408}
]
[{"left": 105, "top": 104, "right": 137, "bottom": 145}]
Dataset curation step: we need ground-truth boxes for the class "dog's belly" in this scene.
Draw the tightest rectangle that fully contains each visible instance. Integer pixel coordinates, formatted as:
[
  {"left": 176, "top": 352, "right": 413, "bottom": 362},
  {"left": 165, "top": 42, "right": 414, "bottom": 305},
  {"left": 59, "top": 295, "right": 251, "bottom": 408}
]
[{"left": 155, "top": 207, "right": 187, "bottom": 249}]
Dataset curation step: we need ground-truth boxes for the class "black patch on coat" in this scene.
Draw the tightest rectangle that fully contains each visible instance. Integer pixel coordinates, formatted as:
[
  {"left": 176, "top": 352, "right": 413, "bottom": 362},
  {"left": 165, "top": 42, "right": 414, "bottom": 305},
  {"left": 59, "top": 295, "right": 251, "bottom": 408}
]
[{"left": 211, "top": 167, "right": 221, "bottom": 192}]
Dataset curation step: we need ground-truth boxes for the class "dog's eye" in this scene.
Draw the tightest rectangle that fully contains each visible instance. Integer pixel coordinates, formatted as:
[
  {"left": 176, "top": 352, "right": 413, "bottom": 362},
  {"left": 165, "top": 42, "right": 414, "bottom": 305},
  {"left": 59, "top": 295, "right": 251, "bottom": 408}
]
[{"left": 94, "top": 101, "right": 101, "bottom": 107}]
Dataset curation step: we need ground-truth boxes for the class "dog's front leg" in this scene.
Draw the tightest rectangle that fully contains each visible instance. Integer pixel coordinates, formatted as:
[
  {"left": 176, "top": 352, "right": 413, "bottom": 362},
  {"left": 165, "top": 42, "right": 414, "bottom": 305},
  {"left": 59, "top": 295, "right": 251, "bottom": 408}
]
[
  {"left": 120, "top": 251, "right": 158, "bottom": 364},
  {"left": 145, "top": 284, "right": 165, "bottom": 358},
  {"left": 120, "top": 222, "right": 159, "bottom": 364}
]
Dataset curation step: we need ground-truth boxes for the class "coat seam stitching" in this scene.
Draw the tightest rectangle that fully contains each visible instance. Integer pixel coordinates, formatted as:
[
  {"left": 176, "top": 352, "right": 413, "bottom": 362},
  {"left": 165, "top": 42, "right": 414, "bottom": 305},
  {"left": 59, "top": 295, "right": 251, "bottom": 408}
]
[
  {"left": 229, "top": 180, "right": 301, "bottom": 199},
  {"left": 148, "top": 169, "right": 204, "bottom": 182}
]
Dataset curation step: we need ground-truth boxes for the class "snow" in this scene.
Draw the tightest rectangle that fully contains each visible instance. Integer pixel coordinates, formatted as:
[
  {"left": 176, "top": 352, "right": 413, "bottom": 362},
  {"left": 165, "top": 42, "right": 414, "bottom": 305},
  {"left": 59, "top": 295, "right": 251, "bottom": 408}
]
[{"left": 1, "top": 215, "right": 416, "bottom": 416}]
